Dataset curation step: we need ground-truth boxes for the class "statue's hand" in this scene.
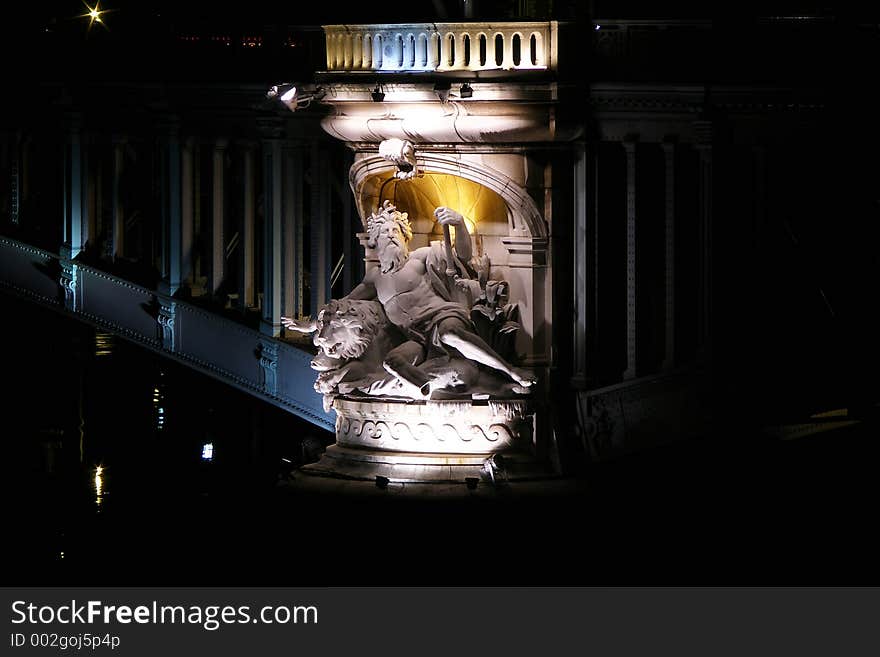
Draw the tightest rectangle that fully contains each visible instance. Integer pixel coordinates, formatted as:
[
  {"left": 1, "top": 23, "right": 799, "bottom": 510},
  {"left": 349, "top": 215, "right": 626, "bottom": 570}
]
[
  {"left": 453, "top": 275, "right": 480, "bottom": 297},
  {"left": 281, "top": 316, "right": 317, "bottom": 333},
  {"left": 434, "top": 206, "right": 465, "bottom": 227}
]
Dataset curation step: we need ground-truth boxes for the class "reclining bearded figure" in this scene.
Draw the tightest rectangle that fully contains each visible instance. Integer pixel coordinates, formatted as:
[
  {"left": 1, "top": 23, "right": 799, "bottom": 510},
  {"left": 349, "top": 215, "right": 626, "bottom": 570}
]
[{"left": 282, "top": 201, "right": 536, "bottom": 404}]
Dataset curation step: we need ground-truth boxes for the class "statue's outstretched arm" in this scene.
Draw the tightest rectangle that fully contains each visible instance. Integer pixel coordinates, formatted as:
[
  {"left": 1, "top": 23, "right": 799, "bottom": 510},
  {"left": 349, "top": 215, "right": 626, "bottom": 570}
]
[{"left": 281, "top": 316, "right": 317, "bottom": 333}]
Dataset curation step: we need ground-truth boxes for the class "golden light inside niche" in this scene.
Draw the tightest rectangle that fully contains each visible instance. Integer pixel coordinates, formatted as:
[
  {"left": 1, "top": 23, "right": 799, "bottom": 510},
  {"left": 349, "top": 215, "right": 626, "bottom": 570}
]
[{"left": 362, "top": 172, "right": 509, "bottom": 237}]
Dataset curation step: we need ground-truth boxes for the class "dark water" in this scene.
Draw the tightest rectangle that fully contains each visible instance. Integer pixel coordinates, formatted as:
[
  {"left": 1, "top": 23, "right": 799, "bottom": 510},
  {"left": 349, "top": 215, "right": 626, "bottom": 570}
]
[
  {"left": 2, "top": 293, "right": 880, "bottom": 586},
  {"left": 1, "top": 294, "right": 332, "bottom": 585}
]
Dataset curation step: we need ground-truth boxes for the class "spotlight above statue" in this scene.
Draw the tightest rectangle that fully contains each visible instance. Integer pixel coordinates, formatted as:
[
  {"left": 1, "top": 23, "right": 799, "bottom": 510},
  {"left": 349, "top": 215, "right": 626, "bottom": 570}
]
[{"left": 267, "top": 83, "right": 325, "bottom": 111}]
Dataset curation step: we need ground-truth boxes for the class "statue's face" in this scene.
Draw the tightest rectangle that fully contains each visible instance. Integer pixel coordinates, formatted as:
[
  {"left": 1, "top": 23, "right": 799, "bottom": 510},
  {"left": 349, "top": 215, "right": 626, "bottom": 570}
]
[{"left": 375, "top": 218, "right": 409, "bottom": 273}]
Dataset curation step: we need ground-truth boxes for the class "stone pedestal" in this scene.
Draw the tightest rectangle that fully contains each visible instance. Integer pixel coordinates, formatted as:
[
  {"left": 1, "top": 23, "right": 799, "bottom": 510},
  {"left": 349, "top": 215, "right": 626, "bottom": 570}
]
[{"left": 301, "top": 396, "right": 549, "bottom": 483}]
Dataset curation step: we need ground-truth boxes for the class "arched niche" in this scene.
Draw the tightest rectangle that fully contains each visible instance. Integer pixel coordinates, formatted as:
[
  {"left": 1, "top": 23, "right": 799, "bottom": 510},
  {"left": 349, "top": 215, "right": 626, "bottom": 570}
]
[
  {"left": 350, "top": 155, "right": 546, "bottom": 239},
  {"left": 357, "top": 171, "right": 510, "bottom": 242}
]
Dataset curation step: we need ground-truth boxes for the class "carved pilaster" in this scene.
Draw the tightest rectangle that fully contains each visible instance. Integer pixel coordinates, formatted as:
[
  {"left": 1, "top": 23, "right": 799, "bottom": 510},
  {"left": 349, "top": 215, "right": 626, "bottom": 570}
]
[
  {"left": 500, "top": 235, "right": 550, "bottom": 369},
  {"left": 59, "top": 259, "right": 78, "bottom": 312},
  {"left": 157, "top": 300, "right": 177, "bottom": 350},
  {"left": 258, "top": 339, "right": 279, "bottom": 396}
]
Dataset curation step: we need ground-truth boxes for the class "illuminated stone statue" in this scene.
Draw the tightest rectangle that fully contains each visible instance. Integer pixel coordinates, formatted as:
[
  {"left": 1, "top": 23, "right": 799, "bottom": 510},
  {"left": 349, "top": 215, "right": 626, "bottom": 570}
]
[{"left": 283, "top": 201, "right": 534, "bottom": 404}]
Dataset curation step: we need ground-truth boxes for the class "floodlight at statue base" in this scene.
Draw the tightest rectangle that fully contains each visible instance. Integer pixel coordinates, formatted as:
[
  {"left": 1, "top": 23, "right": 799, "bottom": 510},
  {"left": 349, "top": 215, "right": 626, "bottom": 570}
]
[
  {"left": 298, "top": 445, "right": 551, "bottom": 484},
  {"left": 295, "top": 396, "right": 553, "bottom": 484}
]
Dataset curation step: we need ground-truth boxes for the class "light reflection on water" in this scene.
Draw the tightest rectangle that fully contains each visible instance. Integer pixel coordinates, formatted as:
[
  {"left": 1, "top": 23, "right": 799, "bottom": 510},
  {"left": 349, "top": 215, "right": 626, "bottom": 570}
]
[
  {"left": 154, "top": 370, "right": 166, "bottom": 431},
  {"left": 94, "top": 465, "right": 104, "bottom": 509},
  {"left": 94, "top": 332, "right": 115, "bottom": 357}
]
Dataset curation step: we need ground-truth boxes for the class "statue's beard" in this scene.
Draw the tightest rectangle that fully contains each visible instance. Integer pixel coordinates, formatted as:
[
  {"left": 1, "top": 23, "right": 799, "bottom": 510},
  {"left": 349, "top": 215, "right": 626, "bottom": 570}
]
[{"left": 379, "top": 242, "right": 407, "bottom": 274}]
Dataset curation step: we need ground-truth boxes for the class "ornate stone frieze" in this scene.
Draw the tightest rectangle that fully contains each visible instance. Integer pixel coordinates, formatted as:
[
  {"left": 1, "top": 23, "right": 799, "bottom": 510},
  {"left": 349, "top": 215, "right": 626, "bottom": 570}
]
[{"left": 333, "top": 397, "right": 532, "bottom": 455}]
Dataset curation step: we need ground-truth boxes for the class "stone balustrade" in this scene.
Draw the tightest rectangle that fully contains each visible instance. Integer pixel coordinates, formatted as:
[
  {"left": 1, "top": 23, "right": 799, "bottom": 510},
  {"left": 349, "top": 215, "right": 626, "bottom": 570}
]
[{"left": 323, "top": 22, "right": 556, "bottom": 72}]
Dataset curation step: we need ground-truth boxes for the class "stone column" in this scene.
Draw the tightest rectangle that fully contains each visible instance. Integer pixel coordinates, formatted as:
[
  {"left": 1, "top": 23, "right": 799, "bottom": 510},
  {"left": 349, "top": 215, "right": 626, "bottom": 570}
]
[
  {"left": 309, "top": 141, "right": 331, "bottom": 314},
  {"left": 240, "top": 140, "right": 257, "bottom": 310},
  {"left": 695, "top": 121, "right": 713, "bottom": 360},
  {"left": 393, "top": 34, "right": 403, "bottom": 69},
  {"left": 572, "top": 140, "right": 589, "bottom": 386},
  {"left": 158, "top": 117, "right": 182, "bottom": 296},
  {"left": 259, "top": 120, "right": 283, "bottom": 336},
  {"left": 190, "top": 141, "right": 206, "bottom": 296},
  {"left": 61, "top": 112, "right": 88, "bottom": 260},
  {"left": 453, "top": 32, "right": 465, "bottom": 68},
  {"left": 107, "top": 135, "right": 126, "bottom": 261},
  {"left": 89, "top": 140, "right": 100, "bottom": 257},
  {"left": 282, "top": 140, "right": 304, "bottom": 321},
  {"left": 502, "top": 32, "right": 515, "bottom": 69},
  {"left": 428, "top": 33, "right": 439, "bottom": 68},
  {"left": 180, "top": 136, "right": 195, "bottom": 293},
  {"left": 403, "top": 33, "right": 415, "bottom": 69},
  {"left": 210, "top": 138, "right": 227, "bottom": 297},
  {"left": 661, "top": 140, "right": 676, "bottom": 372},
  {"left": 623, "top": 139, "right": 637, "bottom": 380}
]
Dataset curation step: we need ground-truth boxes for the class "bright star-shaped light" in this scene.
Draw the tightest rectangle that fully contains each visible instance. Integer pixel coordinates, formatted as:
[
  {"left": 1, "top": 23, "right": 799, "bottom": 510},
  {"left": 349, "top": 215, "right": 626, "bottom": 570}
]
[{"left": 78, "top": 1, "right": 113, "bottom": 32}]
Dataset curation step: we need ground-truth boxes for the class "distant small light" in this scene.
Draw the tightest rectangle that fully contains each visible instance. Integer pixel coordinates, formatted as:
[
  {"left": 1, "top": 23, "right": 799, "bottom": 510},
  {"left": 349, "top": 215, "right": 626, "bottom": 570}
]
[
  {"left": 594, "top": 24, "right": 601, "bottom": 30},
  {"left": 201, "top": 443, "right": 214, "bottom": 460}
]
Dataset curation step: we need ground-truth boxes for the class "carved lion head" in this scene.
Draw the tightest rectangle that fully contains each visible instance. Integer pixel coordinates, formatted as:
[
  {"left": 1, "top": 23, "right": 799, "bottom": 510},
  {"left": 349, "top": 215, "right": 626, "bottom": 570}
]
[{"left": 314, "top": 298, "right": 387, "bottom": 360}]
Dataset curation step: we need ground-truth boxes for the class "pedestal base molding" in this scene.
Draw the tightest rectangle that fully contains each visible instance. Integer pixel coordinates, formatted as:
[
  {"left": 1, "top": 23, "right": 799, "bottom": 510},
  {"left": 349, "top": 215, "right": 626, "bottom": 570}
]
[{"left": 300, "top": 396, "right": 551, "bottom": 483}]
